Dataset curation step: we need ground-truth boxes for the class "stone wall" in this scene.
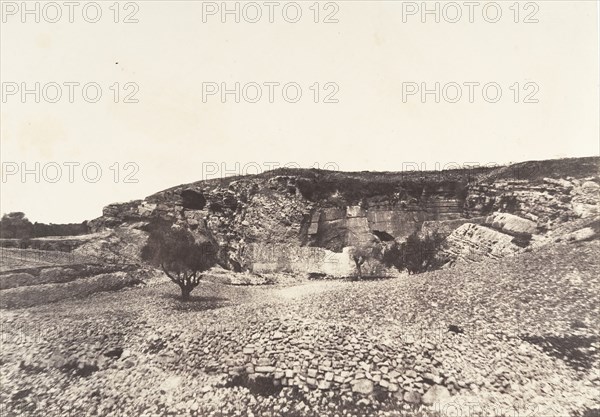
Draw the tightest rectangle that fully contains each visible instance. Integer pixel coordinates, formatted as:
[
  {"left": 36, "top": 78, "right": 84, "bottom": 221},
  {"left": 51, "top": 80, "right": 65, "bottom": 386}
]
[
  {"left": 247, "top": 244, "right": 374, "bottom": 277},
  {"left": 308, "top": 199, "right": 467, "bottom": 252}
]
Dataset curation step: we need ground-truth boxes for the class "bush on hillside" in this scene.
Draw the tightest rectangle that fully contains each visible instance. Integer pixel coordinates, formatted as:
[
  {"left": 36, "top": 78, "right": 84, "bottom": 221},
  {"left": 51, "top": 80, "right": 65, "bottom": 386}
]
[
  {"left": 348, "top": 238, "right": 383, "bottom": 280},
  {"left": 383, "top": 231, "right": 448, "bottom": 274}
]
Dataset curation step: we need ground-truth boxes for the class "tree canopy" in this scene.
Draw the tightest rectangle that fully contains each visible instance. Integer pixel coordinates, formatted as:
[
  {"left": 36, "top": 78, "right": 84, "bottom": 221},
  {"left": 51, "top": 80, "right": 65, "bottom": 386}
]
[{"left": 141, "top": 221, "right": 218, "bottom": 300}]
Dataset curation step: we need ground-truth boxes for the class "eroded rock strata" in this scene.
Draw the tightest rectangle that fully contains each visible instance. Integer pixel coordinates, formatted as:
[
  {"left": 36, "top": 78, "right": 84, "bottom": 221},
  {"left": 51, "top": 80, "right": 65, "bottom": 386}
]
[{"left": 84, "top": 157, "right": 599, "bottom": 275}]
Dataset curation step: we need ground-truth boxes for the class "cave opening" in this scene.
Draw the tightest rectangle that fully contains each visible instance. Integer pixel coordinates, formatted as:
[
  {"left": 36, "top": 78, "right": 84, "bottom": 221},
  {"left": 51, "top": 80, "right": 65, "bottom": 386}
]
[
  {"left": 181, "top": 190, "right": 206, "bottom": 210},
  {"left": 372, "top": 230, "right": 395, "bottom": 241}
]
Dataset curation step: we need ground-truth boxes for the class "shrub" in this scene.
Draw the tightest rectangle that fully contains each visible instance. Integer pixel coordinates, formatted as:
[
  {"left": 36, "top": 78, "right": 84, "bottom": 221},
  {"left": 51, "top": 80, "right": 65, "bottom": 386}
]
[
  {"left": 383, "top": 232, "right": 447, "bottom": 274},
  {"left": 348, "top": 239, "right": 382, "bottom": 280}
]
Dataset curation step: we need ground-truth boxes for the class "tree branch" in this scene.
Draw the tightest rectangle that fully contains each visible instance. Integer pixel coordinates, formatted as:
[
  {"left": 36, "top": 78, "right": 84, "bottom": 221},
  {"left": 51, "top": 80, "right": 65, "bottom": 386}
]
[{"left": 161, "top": 264, "right": 179, "bottom": 284}]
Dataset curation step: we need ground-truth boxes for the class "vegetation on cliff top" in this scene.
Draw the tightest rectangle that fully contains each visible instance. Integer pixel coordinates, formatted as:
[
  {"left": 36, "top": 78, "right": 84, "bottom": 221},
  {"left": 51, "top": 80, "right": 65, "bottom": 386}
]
[{"left": 150, "top": 156, "right": 599, "bottom": 205}]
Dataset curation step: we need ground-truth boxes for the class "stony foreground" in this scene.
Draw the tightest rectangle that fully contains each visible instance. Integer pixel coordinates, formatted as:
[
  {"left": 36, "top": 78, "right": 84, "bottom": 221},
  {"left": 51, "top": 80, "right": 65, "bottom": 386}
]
[{"left": 1, "top": 241, "right": 599, "bottom": 417}]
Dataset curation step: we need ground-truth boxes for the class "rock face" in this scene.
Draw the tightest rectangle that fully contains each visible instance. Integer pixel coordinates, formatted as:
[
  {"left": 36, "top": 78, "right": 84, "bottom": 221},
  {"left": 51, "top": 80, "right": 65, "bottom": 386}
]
[
  {"left": 85, "top": 157, "right": 599, "bottom": 275},
  {"left": 248, "top": 244, "right": 357, "bottom": 277},
  {"left": 442, "top": 166, "right": 600, "bottom": 264},
  {"left": 571, "top": 180, "right": 599, "bottom": 218},
  {"left": 421, "top": 217, "right": 486, "bottom": 236},
  {"left": 88, "top": 170, "right": 478, "bottom": 275},
  {"left": 467, "top": 176, "right": 600, "bottom": 227},
  {"left": 444, "top": 223, "right": 524, "bottom": 263},
  {"left": 485, "top": 212, "right": 537, "bottom": 235}
]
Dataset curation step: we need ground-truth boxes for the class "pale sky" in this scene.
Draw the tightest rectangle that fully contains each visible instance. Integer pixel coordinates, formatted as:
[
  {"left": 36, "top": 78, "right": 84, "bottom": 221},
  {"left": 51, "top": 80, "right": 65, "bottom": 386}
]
[{"left": 1, "top": 1, "right": 599, "bottom": 223}]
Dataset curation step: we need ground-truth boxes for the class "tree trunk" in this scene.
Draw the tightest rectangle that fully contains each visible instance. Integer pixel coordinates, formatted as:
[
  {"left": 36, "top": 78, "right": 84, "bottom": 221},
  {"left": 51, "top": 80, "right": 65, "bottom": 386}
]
[
  {"left": 354, "top": 258, "right": 363, "bottom": 280},
  {"left": 180, "top": 284, "right": 192, "bottom": 301}
]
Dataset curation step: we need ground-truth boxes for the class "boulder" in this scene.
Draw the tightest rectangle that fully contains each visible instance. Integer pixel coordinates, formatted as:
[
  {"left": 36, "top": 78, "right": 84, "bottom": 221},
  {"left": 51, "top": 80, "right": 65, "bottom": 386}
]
[
  {"left": 422, "top": 385, "right": 452, "bottom": 405},
  {"left": 255, "top": 366, "right": 276, "bottom": 373},
  {"left": 351, "top": 379, "right": 374, "bottom": 395},
  {"left": 486, "top": 212, "right": 537, "bottom": 235},
  {"left": 543, "top": 177, "right": 573, "bottom": 189},
  {"left": 581, "top": 180, "right": 600, "bottom": 191},
  {"left": 564, "top": 227, "right": 596, "bottom": 243},
  {"left": 403, "top": 391, "right": 422, "bottom": 404}
]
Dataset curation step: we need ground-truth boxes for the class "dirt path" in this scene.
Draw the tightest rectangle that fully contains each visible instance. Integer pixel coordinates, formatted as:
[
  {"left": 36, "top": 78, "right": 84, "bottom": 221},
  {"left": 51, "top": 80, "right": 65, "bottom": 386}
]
[{"left": 271, "top": 280, "right": 348, "bottom": 300}]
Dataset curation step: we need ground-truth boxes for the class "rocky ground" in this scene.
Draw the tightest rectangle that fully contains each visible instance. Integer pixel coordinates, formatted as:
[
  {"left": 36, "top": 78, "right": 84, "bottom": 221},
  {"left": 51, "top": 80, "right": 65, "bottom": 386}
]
[{"left": 1, "top": 241, "right": 599, "bottom": 417}]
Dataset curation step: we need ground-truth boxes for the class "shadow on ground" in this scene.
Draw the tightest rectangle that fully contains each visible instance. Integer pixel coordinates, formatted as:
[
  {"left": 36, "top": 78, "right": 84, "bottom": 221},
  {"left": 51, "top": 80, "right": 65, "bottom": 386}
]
[
  {"left": 163, "top": 294, "right": 230, "bottom": 312},
  {"left": 520, "top": 334, "right": 599, "bottom": 371}
]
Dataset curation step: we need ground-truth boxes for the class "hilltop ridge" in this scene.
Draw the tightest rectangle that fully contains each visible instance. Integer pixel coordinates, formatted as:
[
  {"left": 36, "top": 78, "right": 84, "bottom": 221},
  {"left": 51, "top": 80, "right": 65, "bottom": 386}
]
[{"left": 82, "top": 156, "right": 599, "bottom": 276}]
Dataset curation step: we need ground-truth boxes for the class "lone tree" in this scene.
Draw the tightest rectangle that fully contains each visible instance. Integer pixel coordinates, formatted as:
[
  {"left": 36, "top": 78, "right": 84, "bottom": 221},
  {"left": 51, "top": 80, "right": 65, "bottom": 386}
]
[
  {"left": 141, "top": 221, "right": 218, "bottom": 300},
  {"left": 348, "top": 238, "right": 382, "bottom": 280}
]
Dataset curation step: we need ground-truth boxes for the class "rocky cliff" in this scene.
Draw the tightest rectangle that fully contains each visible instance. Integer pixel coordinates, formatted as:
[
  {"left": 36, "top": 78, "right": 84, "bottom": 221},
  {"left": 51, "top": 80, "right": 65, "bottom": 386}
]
[{"left": 86, "top": 157, "right": 600, "bottom": 276}]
